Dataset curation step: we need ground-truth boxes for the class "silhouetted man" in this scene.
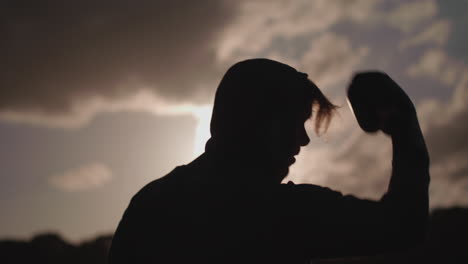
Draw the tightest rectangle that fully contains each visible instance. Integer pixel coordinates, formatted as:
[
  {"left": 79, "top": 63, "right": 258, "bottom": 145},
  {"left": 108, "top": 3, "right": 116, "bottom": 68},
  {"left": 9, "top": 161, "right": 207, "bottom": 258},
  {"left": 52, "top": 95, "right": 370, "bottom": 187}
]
[{"left": 108, "top": 59, "right": 430, "bottom": 263}]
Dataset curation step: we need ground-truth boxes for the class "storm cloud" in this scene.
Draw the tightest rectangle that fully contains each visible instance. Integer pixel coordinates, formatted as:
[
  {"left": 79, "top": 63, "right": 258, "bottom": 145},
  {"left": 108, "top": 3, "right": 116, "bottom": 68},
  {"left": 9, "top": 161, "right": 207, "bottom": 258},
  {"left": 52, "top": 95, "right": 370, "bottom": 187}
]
[
  {"left": 0, "top": 0, "right": 440, "bottom": 127},
  {"left": 0, "top": 0, "right": 236, "bottom": 124}
]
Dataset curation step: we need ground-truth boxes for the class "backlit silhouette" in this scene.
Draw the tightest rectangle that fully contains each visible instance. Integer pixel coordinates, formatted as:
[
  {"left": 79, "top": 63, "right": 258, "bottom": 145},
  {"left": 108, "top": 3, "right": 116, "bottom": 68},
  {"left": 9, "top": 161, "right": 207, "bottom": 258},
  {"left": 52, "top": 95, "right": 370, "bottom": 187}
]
[{"left": 108, "top": 59, "right": 430, "bottom": 263}]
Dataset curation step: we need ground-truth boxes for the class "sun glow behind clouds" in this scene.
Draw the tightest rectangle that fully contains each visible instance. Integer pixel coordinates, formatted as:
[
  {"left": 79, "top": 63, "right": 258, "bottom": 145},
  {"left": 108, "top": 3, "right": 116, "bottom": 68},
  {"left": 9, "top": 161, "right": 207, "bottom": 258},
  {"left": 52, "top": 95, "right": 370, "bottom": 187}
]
[{"left": 192, "top": 105, "right": 213, "bottom": 157}]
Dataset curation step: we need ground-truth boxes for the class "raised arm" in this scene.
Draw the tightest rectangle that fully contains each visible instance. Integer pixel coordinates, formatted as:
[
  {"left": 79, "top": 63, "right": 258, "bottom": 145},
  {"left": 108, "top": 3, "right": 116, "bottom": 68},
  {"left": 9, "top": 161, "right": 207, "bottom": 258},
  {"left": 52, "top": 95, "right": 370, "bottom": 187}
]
[
  {"left": 350, "top": 71, "right": 430, "bottom": 244},
  {"left": 286, "top": 72, "right": 430, "bottom": 259},
  {"left": 383, "top": 110, "right": 430, "bottom": 243}
]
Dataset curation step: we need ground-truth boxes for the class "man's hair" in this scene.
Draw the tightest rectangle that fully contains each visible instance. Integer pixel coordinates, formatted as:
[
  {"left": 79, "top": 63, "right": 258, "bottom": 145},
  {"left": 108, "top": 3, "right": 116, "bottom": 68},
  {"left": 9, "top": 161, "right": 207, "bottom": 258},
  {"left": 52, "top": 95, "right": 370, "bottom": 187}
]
[
  {"left": 210, "top": 58, "right": 337, "bottom": 143},
  {"left": 306, "top": 78, "right": 338, "bottom": 135}
]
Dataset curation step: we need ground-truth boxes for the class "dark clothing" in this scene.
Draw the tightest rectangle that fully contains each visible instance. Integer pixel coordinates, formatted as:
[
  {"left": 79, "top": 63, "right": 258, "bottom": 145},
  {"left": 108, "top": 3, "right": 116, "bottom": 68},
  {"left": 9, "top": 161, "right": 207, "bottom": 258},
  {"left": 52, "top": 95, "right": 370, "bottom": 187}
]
[{"left": 108, "top": 137, "right": 430, "bottom": 263}]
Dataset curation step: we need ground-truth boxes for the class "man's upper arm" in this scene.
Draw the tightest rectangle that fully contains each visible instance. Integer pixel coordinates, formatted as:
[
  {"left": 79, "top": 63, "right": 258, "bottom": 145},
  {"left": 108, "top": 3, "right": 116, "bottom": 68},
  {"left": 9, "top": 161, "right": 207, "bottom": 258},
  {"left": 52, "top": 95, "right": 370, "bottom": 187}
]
[{"left": 281, "top": 182, "right": 402, "bottom": 258}]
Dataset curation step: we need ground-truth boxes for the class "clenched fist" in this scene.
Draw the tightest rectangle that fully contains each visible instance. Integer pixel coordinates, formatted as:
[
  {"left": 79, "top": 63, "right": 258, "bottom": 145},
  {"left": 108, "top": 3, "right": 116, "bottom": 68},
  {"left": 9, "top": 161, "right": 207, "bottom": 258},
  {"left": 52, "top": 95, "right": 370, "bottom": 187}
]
[{"left": 347, "top": 72, "right": 417, "bottom": 136}]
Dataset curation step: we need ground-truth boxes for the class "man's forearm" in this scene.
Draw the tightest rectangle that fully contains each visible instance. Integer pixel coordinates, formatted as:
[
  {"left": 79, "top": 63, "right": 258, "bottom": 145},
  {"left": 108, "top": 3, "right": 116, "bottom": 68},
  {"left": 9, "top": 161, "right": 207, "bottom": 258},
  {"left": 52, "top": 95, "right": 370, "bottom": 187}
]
[
  {"left": 388, "top": 114, "right": 430, "bottom": 193},
  {"left": 383, "top": 114, "right": 430, "bottom": 244}
]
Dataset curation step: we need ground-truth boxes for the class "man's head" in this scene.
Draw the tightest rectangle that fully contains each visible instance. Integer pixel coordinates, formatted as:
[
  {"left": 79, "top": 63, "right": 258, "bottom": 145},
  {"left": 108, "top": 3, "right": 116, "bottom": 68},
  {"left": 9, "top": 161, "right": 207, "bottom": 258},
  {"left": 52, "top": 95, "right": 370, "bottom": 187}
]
[{"left": 207, "top": 58, "right": 336, "bottom": 182}]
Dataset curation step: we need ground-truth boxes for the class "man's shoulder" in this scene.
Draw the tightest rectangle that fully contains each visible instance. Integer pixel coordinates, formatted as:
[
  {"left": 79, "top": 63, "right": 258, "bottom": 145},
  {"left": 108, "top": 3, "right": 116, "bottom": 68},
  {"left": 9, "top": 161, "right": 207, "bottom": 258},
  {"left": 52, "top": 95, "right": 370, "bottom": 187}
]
[
  {"left": 279, "top": 181, "right": 343, "bottom": 200},
  {"left": 280, "top": 181, "right": 335, "bottom": 191},
  {"left": 129, "top": 165, "right": 188, "bottom": 206}
]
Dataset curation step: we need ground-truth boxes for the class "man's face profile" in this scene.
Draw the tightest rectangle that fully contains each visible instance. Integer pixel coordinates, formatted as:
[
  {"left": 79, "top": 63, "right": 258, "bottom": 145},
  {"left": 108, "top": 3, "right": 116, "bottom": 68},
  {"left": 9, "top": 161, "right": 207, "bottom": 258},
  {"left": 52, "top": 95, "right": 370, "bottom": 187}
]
[
  {"left": 208, "top": 59, "right": 336, "bottom": 183},
  {"left": 265, "top": 101, "right": 312, "bottom": 181}
]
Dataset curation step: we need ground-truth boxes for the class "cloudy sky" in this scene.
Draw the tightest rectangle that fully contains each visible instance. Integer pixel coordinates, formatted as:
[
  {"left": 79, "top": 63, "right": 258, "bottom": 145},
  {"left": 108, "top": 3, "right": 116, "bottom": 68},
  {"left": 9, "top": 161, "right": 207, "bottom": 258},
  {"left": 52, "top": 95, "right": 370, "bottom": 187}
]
[{"left": 1, "top": 0, "right": 468, "bottom": 242}]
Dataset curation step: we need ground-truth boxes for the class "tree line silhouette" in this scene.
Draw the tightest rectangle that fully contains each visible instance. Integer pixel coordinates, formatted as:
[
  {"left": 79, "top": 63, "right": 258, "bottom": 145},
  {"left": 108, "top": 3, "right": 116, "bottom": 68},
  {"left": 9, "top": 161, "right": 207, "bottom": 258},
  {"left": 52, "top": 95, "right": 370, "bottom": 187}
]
[{"left": 0, "top": 207, "right": 466, "bottom": 264}]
